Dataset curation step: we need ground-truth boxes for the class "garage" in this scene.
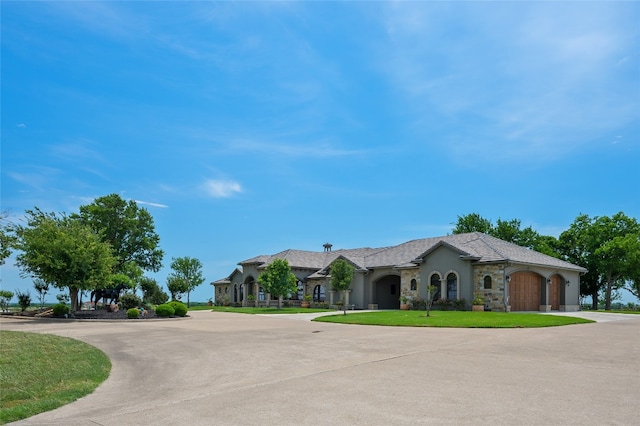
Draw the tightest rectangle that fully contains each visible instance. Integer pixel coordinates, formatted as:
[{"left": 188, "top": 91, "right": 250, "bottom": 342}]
[{"left": 509, "top": 272, "right": 541, "bottom": 311}]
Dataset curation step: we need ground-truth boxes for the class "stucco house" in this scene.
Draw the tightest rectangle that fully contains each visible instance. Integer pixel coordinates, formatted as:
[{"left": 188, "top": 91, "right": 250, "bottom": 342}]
[{"left": 213, "top": 232, "right": 586, "bottom": 312}]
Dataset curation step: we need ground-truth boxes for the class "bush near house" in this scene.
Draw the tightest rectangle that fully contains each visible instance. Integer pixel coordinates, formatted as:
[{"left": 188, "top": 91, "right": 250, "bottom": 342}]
[
  {"left": 52, "top": 303, "right": 70, "bottom": 317},
  {"left": 155, "top": 304, "right": 175, "bottom": 317},
  {"left": 168, "top": 301, "right": 187, "bottom": 317},
  {"left": 126, "top": 308, "right": 140, "bottom": 319},
  {"left": 119, "top": 293, "right": 142, "bottom": 311}
]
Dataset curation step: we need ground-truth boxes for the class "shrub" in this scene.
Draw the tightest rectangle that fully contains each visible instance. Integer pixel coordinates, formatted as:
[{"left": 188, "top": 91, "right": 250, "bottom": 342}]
[
  {"left": 126, "top": 308, "right": 140, "bottom": 319},
  {"left": 155, "top": 304, "right": 175, "bottom": 317},
  {"left": 169, "top": 301, "right": 187, "bottom": 317},
  {"left": 15, "top": 289, "right": 32, "bottom": 312},
  {"left": 52, "top": 303, "right": 70, "bottom": 317},
  {"left": 119, "top": 293, "right": 142, "bottom": 310}
]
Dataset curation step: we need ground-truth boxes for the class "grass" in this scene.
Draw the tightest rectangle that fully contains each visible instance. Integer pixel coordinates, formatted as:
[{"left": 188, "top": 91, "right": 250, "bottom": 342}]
[
  {"left": 312, "top": 310, "right": 595, "bottom": 328},
  {"left": 208, "top": 306, "right": 334, "bottom": 314},
  {"left": 0, "top": 331, "right": 111, "bottom": 424}
]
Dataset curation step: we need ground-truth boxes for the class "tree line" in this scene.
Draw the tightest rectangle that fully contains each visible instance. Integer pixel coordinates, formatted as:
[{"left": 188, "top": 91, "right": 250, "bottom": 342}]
[
  {"left": 451, "top": 212, "right": 640, "bottom": 310},
  {"left": 0, "top": 194, "right": 205, "bottom": 311}
]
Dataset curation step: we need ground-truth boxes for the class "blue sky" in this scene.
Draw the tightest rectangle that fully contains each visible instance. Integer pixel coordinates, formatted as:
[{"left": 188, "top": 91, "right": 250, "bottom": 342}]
[{"left": 2, "top": 1, "right": 639, "bottom": 304}]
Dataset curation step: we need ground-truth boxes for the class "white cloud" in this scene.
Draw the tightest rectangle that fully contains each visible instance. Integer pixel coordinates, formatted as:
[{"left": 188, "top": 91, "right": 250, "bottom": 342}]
[
  {"left": 202, "top": 179, "right": 242, "bottom": 198},
  {"left": 135, "top": 200, "right": 169, "bottom": 209},
  {"left": 16, "top": 123, "right": 26, "bottom": 128}
]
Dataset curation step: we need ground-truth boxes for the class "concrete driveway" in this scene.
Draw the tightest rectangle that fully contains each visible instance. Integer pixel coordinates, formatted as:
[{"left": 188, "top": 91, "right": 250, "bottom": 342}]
[{"left": 2, "top": 311, "right": 639, "bottom": 425}]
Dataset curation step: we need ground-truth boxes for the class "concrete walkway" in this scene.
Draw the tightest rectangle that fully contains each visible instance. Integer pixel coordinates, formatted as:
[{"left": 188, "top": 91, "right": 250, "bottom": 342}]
[{"left": 2, "top": 311, "right": 639, "bottom": 425}]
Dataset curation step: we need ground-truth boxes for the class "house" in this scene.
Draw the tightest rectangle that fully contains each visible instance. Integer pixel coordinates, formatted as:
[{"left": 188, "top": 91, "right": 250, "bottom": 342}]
[{"left": 212, "top": 232, "right": 586, "bottom": 312}]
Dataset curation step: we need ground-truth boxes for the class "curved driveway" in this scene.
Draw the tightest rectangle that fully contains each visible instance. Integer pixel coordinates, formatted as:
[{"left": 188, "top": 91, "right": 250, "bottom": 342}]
[{"left": 2, "top": 311, "right": 639, "bottom": 425}]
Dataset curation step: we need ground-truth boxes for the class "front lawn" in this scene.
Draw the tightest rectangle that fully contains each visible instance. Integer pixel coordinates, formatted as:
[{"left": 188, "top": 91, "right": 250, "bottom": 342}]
[
  {"left": 312, "top": 310, "right": 594, "bottom": 328},
  {"left": 208, "top": 306, "right": 334, "bottom": 314},
  {"left": 0, "top": 331, "right": 111, "bottom": 424}
]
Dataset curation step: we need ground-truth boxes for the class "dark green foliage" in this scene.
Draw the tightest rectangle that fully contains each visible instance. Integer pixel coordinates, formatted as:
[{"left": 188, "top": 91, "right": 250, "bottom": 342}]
[
  {"left": 76, "top": 194, "right": 164, "bottom": 273},
  {"left": 258, "top": 258, "right": 297, "bottom": 309},
  {"left": 167, "top": 256, "right": 205, "bottom": 307},
  {"left": 118, "top": 293, "right": 142, "bottom": 310},
  {"left": 52, "top": 303, "right": 70, "bottom": 317},
  {"left": 0, "top": 290, "right": 13, "bottom": 312},
  {"left": 155, "top": 303, "right": 175, "bottom": 317},
  {"left": 140, "top": 276, "right": 169, "bottom": 305},
  {"left": 330, "top": 259, "right": 355, "bottom": 315},
  {"left": 126, "top": 308, "right": 140, "bottom": 319},
  {"left": 169, "top": 301, "right": 187, "bottom": 317},
  {"left": 15, "top": 289, "right": 31, "bottom": 312}
]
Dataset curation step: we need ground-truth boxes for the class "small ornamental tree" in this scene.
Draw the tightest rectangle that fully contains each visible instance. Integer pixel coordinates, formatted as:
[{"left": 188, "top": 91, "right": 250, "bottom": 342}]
[
  {"left": 33, "top": 279, "right": 50, "bottom": 309},
  {"left": 330, "top": 259, "right": 354, "bottom": 315},
  {"left": 167, "top": 257, "right": 205, "bottom": 307},
  {"left": 0, "top": 290, "right": 13, "bottom": 312},
  {"left": 425, "top": 284, "right": 438, "bottom": 317},
  {"left": 258, "top": 258, "right": 297, "bottom": 309}
]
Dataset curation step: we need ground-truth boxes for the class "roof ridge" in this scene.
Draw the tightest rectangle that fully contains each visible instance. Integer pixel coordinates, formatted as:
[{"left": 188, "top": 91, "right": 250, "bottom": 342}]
[{"left": 474, "top": 232, "right": 510, "bottom": 261}]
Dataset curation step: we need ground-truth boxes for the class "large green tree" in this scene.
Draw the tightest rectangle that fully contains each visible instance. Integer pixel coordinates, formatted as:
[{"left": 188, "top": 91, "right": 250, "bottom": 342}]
[
  {"left": 452, "top": 213, "right": 559, "bottom": 256},
  {"left": 76, "top": 194, "right": 164, "bottom": 274},
  {"left": 558, "top": 212, "right": 640, "bottom": 310},
  {"left": 167, "top": 257, "right": 205, "bottom": 307},
  {"left": 258, "top": 258, "right": 297, "bottom": 309},
  {"left": 0, "top": 212, "right": 16, "bottom": 267},
  {"left": 14, "top": 209, "right": 115, "bottom": 311},
  {"left": 330, "top": 258, "right": 355, "bottom": 315}
]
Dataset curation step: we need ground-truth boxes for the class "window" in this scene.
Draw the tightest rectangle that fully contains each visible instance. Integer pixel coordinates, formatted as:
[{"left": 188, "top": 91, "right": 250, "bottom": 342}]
[
  {"left": 430, "top": 274, "right": 441, "bottom": 301},
  {"left": 484, "top": 275, "right": 492, "bottom": 290},
  {"left": 313, "top": 285, "right": 325, "bottom": 302},
  {"left": 258, "top": 287, "right": 265, "bottom": 301},
  {"left": 296, "top": 281, "right": 304, "bottom": 300},
  {"left": 410, "top": 279, "right": 417, "bottom": 291},
  {"left": 447, "top": 273, "right": 458, "bottom": 300}
]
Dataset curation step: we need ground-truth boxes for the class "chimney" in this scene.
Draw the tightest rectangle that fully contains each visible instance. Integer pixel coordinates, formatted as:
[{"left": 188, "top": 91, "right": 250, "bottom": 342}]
[{"left": 323, "top": 243, "right": 333, "bottom": 252}]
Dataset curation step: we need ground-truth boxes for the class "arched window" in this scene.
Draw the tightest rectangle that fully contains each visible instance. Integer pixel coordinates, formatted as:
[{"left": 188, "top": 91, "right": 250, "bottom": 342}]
[
  {"left": 430, "top": 274, "right": 441, "bottom": 301},
  {"left": 258, "top": 287, "right": 265, "bottom": 301},
  {"left": 410, "top": 279, "right": 417, "bottom": 291},
  {"left": 313, "top": 285, "right": 325, "bottom": 302},
  {"left": 447, "top": 273, "right": 458, "bottom": 300},
  {"left": 484, "top": 275, "right": 492, "bottom": 290}
]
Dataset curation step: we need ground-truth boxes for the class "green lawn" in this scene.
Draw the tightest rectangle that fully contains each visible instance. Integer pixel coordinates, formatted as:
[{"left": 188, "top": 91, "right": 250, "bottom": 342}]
[
  {"left": 0, "top": 331, "right": 111, "bottom": 424},
  {"left": 208, "top": 306, "right": 334, "bottom": 314},
  {"left": 312, "top": 310, "right": 595, "bottom": 328}
]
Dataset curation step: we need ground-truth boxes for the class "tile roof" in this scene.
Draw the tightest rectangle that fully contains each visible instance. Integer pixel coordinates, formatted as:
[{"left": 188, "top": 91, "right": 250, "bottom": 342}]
[{"left": 236, "top": 232, "right": 586, "bottom": 274}]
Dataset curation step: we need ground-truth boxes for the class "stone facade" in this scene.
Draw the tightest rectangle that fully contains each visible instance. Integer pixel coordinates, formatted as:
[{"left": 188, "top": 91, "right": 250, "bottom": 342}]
[
  {"left": 472, "top": 264, "right": 507, "bottom": 312},
  {"left": 400, "top": 268, "right": 420, "bottom": 301}
]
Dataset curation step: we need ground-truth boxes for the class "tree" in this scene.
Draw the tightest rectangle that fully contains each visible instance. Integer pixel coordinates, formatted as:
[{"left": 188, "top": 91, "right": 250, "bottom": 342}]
[
  {"left": 76, "top": 194, "right": 164, "bottom": 274},
  {"left": 258, "top": 258, "right": 297, "bottom": 309},
  {"left": 451, "top": 213, "right": 492, "bottom": 235},
  {"left": 140, "top": 276, "right": 169, "bottom": 305},
  {"left": 167, "top": 257, "right": 205, "bottom": 307},
  {"left": 425, "top": 284, "right": 437, "bottom": 317},
  {"left": 0, "top": 212, "right": 16, "bottom": 267},
  {"left": 0, "top": 290, "right": 13, "bottom": 312},
  {"left": 330, "top": 258, "right": 354, "bottom": 315},
  {"left": 558, "top": 212, "right": 640, "bottom": 310},
  {"left": 33, "top": 279, "right": 50, "bottom": 309},
  {"left": 452, "top": 213, "right": 560, "bottom": 256},
  {"left": 166, "top": 275, "right": 188, "bottom": 302},
  {"left": 14, "top": 209, "right": 115, "bottom": 312}
]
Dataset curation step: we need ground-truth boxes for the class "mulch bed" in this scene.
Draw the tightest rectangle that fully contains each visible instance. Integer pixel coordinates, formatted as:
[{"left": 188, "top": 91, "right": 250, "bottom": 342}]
[{"left": 2, "top": 308, "right": 160, "bottom": 320}]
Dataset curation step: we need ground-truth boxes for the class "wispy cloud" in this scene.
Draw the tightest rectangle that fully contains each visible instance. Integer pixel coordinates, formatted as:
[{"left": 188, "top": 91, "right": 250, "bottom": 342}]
[
  {"left": 201, "top": 179, "right": 242, "bottom": 198},
  {"left": 135, "top": 200, "right": 169, "bottom": 209},
  {"left": 16, "top": 123, "right": 26, "bottom": 128},
  {"left": 376, "top": 2, "right": 639, "bottom": 165}
]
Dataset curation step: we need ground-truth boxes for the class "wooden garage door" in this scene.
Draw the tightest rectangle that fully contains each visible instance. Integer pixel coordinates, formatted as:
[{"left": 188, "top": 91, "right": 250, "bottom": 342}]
[{"left": 510, "top": 272, "right": 541, "bottom": 311}]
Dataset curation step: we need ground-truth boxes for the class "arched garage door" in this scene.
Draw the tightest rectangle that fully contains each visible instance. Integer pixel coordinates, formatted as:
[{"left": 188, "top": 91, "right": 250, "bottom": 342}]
[{"left": 509, "top": 272, "right": 541, "bottom": 311}]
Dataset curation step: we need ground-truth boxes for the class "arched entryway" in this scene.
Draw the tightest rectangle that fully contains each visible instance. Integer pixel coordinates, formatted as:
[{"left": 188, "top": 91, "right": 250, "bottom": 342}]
[
  {"left": 509, "top": 271, "right": 542, "bottom": 311},
  {"left": 374, "top": 275, "right": 401, "bottom": 309}
]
